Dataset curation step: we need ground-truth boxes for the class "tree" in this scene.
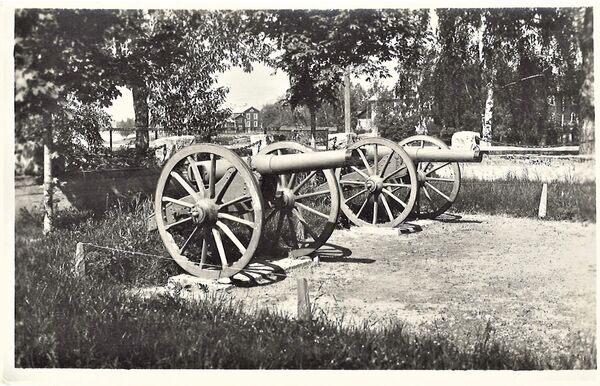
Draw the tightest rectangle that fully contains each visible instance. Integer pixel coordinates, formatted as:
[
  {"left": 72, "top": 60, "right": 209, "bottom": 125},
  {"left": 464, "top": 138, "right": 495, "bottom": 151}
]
[
  {"left": 15, "top": 9, "right": 122, "bottom": 233},
  {"left": 109, "top": 10, "right": 270, "bottom": 148},
  {"left": 578, "top": 7, "right": 594, "bottom": 155},
  {"left": 248, "top": 9, "right": 429, "bottom": 147}
]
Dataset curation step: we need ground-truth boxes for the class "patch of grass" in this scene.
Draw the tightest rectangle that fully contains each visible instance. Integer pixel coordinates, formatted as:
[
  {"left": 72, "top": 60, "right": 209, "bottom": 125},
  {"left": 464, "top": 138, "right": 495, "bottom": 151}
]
[
  {"left": 15, "top": 205, "right": 596, "bottom": 369},
  {"left": 453, "top": 179, "right": 595, "bottom": 222}
]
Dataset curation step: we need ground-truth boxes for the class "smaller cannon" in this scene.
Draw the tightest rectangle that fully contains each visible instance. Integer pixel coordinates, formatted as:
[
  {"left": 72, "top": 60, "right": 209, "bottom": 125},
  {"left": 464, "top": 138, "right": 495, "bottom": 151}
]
[
  {"left": 336, "top": 135, "right": 480, "bottom": 227},
  {"left": 154, "top": 137, "right": 481, "bottom": 279}
]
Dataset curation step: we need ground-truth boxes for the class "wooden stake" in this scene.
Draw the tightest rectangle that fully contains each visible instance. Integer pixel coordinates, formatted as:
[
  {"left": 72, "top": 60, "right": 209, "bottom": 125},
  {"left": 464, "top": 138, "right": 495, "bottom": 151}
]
[
  {"left": 74, "top": 242, "right": 86, "bottom": 276},
  {"left": 538, "top": 183, "right": 548, "bottom": 218},
  {"left": 297, "top": 277, "right": 312, "bottom": 322}
]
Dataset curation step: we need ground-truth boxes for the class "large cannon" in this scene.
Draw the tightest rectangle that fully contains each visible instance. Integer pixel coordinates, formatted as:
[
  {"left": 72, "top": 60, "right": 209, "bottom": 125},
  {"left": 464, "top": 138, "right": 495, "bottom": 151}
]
[{"left": 154, "top": 137, "right": 481, "bottom": 279}]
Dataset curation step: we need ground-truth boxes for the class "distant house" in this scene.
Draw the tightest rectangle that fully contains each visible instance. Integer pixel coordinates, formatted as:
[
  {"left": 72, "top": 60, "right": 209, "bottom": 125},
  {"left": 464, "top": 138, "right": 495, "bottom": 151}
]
[{"left": 225, "top": 106, "right": 262, "bottom": 132}]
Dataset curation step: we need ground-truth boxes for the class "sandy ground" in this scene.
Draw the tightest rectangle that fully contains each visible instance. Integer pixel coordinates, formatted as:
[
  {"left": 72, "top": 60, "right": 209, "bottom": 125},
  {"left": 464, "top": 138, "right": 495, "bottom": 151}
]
[{"left": 225, "top": 213, "right": 596, "bottom": 356}]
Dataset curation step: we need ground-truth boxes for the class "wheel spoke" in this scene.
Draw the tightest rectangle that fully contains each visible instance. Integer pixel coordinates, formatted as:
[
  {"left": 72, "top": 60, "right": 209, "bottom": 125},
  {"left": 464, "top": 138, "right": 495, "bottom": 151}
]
[
  {"left": 216, "top": 220, "right": 246, "bottom": 254},
  {"left": 218, "top": 212, "right": 256, "bottom": 228},
  {"left": 211, "top": 228, "right": 228, "bottom": 268},
  {"left": 180, "top": 226, "right": 199, "bottom": 254},
  {"left": 373, "top": 144, "right": 379, "bottom": 175},
  {"left": 372, "top": 198, "right": 379, "bottom": 224},
  {"left": 425, "top": 162, "right": 451, "bottom": 176},
  {"left": 426, "top": 177, "right": 455, "bottom": 183},
  {"left": 295, "top": 189, "right": 331, "bottom": 201},
  {"left": 187, "top": 156, "right": 206, "bottom": 198},
  {"left": 383, "top": 182, "right": 412, "bottom": 188},
  {"left": 425, "top": 182, "right": 452, "bottom": 202},
  {"left": 422, "top": 185, "right": 434, "bottom": 202},
  {"left": 292, "top": 208, "right": 320, "bottom": 241},
  {"left": 356, "top": 195, "right": 370, "bottom": 218},
  {"left": 379, "top": 153, "right": 393, "bottom": 178},
  {"left": 380, "top": 194, "right": 395, "bottom": 222},
  {"left": 219, "top": 194, "right": 251, "bottom": 210},
  {"left": 339, "top": 179, "right": 365, "bottom": 186},
  {"left": 383, "top": 165, "right": 408, "bottom": 181},
  {"left": 350, "top": 166, "right": 369, "bottom": 180},
  {"left": 356, "top": 147, "right": 373, "bottom": 175},
  {"left": 293, "top": 171, "right": 317, "bottom": 194},
  {"left": 344, "top": 188, "right": 367, "bottom": 203},
  {"left": 296, "top": 202, "right": 330, "bottom": 220},
  {"left": 382, "top": 188, "right": 407, "bottom": 208},
  {"left": 165, "top": 216, "right": 192, "bottom": 230},
  {"left": 209, "top": 154, "right": 216, "bottom": 198},
  {"left": 287, "top": 214, "right": 301, "bottom": 247},
  {"left": 274, "top": 211, "right": 285, "bottom": 243},
  {"left": 287, "top": 173, "right": 297, "bottom": 189},
  {"left": 162, "top": 196, "right": 194, "bottom": 208},
  {"left": 170, "top": 171, "right": 200, "bottom": 201},
  {"left": 215, "top": 168, "right": 238, "bottom": 203},
  {"left": 199, "top": 237, "right": 208, "bottom": 268},
  {"left": 276, "top": 150, "right": 287, "bottom": 188},
  {"left": 265, "top": 208, "right": 279, "bottom": 224}
]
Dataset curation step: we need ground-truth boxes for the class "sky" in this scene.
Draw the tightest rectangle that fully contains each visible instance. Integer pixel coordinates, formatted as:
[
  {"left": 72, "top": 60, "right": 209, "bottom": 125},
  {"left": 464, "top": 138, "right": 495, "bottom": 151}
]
[{"left": 103, "top": 61, "right": 399, "bottom": 123}]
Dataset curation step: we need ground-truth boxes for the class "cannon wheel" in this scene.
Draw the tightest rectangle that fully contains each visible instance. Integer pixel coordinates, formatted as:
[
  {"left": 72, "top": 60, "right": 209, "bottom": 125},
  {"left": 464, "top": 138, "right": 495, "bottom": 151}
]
[
  {"left": 336, "top": 137, "right": 418, "bottom": 227},
  {"left": 399, "top": 135, "right": 461, "bottom": 219},
  {"left": 258, "top": 141, "right": 340, "bottom": 257},
  {"left": 155, "top": 144, "right": 264, "bottom": 279}
]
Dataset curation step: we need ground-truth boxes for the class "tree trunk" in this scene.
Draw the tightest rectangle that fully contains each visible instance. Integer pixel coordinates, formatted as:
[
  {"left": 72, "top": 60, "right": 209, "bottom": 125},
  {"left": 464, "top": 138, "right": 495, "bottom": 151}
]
[
  {"left": 579, "top": 7, "right": 594, "bottom": 155},
  {"left": 344, "top": 68, "right": 352, "bottom": 134},
  {"left": 132, "top": 85, "right": 150, "bottom": 151},
  {"left": 482, "top": 83, "right": 494, "bottom": 144},
  {"left": 309, "top": 107, "right": 317, "bottom": 148},
  {"left": 43, "top": 119, "right": 54, "bottom": 235}
]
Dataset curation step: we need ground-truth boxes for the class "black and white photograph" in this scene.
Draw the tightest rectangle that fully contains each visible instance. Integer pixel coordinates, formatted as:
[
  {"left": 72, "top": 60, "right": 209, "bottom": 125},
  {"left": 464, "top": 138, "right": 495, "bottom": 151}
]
[{"left": 2, "top": 1, "right": 597, "bottom": 384}]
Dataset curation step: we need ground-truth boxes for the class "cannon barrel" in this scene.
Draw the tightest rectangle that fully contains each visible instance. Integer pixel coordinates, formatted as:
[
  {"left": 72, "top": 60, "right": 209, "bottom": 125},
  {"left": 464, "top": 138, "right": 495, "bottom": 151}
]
[
  {"left": 193, "top": 145, "right": 481, "bottom": 180},
  {"left": 382, "top": 146, "right": 482, "bottom": 163}
]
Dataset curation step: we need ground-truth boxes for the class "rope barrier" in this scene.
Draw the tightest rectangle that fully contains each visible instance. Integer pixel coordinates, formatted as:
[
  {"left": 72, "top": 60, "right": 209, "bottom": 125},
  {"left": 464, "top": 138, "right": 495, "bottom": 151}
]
[
  {"left": 78, "top": 241, "right": 292, "bottom": 279},
  {"left": 487, "top": 138, "right": 593, "bottom": 148}
]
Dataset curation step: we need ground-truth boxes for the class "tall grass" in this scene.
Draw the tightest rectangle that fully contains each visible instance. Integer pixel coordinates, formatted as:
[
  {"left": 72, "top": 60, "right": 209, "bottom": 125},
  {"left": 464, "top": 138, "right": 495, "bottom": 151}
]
[
  {"left": 14, "top": 204, "right": 596, "bottom": 369},
  {"left": 453, "top": 178, "right": 595, "bottom": 222}
]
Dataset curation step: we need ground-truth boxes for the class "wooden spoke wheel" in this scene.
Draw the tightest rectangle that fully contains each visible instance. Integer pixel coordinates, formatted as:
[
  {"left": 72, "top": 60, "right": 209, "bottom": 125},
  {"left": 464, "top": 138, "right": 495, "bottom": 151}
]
[
  {"left": 155, "top": 144, "right": 264, "bottom": 279},
  {"left": 336, "top": 137, "right": 418, "bottom": 227},
  {"left": 257, "top": 141, "right": 340, "bottom": 257},
  {"left": 399, "top": 135, "right": 461, "bottom": 219}
]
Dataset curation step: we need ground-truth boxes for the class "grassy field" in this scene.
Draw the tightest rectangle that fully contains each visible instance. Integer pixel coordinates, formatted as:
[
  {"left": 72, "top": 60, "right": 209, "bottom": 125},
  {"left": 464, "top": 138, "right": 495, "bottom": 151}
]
[
  {"left": 14, "top": 194, "right": 596, "bottom": 369},
  {"left": 453, "top": 178, "right": 595, "bottom": 222}
]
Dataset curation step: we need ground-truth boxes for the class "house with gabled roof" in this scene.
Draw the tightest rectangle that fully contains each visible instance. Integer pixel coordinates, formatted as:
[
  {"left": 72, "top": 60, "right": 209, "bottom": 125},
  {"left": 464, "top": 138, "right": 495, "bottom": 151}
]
[{"left": 225, "top": 106, "right": 262, "bottom": 132}]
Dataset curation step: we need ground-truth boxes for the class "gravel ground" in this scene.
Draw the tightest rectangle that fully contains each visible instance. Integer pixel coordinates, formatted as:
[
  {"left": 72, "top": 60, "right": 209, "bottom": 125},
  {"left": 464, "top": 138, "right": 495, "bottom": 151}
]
[{"left": 226, "top": 213, "right": 596, "bottom": 358}]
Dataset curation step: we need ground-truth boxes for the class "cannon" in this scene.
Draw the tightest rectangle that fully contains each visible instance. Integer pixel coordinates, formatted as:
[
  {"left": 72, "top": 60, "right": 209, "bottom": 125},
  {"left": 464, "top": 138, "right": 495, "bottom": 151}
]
[{"left": 154, "top": 137, "right": 481, "bottom": 279}]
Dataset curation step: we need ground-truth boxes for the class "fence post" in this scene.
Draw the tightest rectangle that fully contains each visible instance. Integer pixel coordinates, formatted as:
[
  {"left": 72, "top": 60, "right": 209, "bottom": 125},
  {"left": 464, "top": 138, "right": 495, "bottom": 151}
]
[
  {"left": 109, "top": 129, "right": 113, "bottom": 151},
  {"left": 538, "top": 183, "right": 548, "bottom": 218},
  {"left": 297, "top": 277, "right": 312, "bottom": 322},
  {"left": 74, "top": 242, "right": 86, "bottom": 276}
]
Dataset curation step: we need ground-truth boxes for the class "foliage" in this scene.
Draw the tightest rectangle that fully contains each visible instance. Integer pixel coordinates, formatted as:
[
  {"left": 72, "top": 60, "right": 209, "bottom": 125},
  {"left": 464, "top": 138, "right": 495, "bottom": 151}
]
[
  {"left": 247, "top": 9, "right": 429, "bottom": 141},
  {"left": 384, "top": 8, "right": 590, "bottom": 146}
]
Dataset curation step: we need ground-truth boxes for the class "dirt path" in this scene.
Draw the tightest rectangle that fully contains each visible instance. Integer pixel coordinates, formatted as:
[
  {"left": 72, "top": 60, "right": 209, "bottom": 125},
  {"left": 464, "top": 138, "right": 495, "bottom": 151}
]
[{"left": 228, "top": 214, "right": 596, "bottom": 356}]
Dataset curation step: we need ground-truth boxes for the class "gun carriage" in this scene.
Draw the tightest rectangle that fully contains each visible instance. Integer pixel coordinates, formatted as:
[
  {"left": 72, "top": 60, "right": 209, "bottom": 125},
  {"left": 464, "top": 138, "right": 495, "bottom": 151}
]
[{"left": 154, "top": 136, "right": 481, "bottom": 279}]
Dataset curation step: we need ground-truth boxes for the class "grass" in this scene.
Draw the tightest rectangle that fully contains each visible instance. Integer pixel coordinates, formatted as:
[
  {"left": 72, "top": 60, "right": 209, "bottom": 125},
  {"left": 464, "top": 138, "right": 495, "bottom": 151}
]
[
  {"left": 452, "top": 178, "right": 595, "bottom": 222},
  {"left": 14, "top": 203, "right": 596, "bottom": 369}
]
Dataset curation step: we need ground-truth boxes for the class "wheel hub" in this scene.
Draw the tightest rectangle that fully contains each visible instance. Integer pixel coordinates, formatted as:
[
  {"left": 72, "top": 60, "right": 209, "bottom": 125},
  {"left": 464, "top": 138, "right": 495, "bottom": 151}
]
[
  {"left": 190, "top": 199, "right": 218, "bottom": 225},
  {"left": 365, "top": 176, "right": 384, "bottom": 194},
  {"left": 275, "top": 188, "right": 296, "bottom": 209},
  {"left": 417, "top": 169, "right": 427, "bottom": 185}
]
